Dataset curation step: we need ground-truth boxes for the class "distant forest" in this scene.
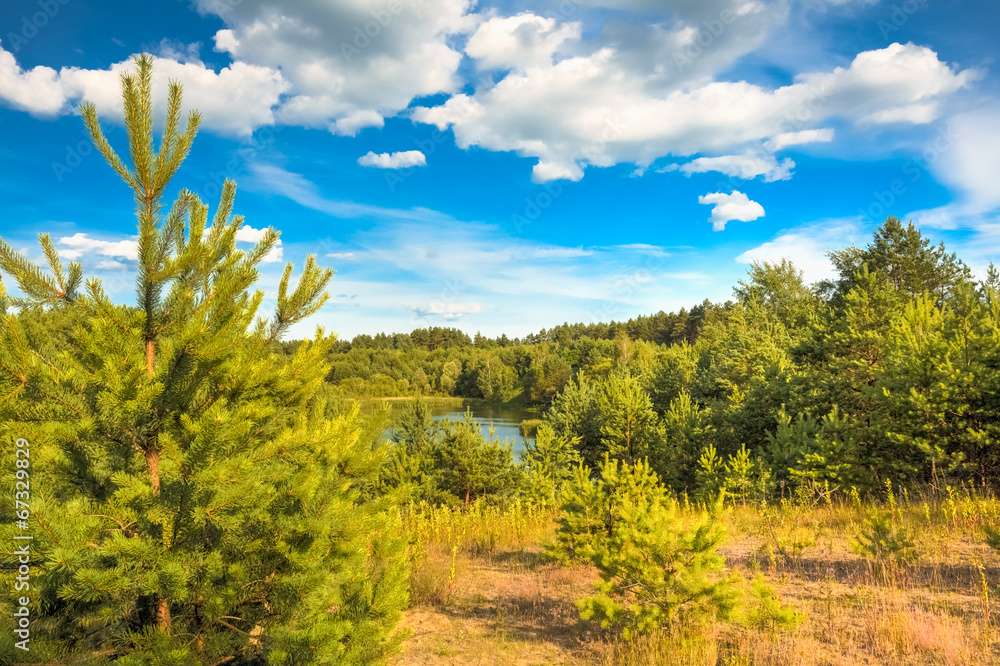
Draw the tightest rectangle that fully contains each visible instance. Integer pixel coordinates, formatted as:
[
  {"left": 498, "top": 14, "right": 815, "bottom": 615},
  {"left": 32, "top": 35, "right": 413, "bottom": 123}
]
[
  {"left": 279, "top": 287, "right": 723, "bottom": 404},
  {"left": 284, "top": 215, "right": 1000, "bottom": 496}
]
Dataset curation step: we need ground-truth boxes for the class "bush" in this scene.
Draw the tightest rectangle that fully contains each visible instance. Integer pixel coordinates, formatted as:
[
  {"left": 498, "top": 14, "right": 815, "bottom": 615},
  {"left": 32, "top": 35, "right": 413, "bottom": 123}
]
[
  {"left": 852, "top": 511, "right": 918, "bottom": 572},
  {"left": 551, "top": 456, "right": 739, "bottom": 638}
]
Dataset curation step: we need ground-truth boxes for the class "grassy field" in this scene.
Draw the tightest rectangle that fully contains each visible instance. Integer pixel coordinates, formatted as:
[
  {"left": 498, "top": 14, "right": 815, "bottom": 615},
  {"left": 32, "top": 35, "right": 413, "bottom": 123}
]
[{"left": 392, "top": 486, "right": 1000, "bottom": 665}]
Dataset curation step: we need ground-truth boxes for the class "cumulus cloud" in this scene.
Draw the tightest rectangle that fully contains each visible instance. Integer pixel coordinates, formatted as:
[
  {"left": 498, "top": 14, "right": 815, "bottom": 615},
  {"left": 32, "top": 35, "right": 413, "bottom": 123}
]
[
  {"left": 698, "top": 191, "right": 765, "bottom": 231},
  {"left": 466, "top": 13, "right": 580, "bottom": 71},
  {"left": 665, "top": 151, "right": 794, "bottom": 181},
  {"left": 57, "top": 233, "right": 139, "bottom": 261},
  {"left": 234, "top": 225, "right": 270, "bottom": 243},
  {"left": 199, "top": 0, "right": 478, "bottom": 133},
  {"left": 0, "top": 44, "right": 288, "bottom": 135},
  {"left": 414, "top": 42, "right": 977, "bottom": 182},
  {"left": 357, "top": 150, "right": 427, "bottom": 169}
]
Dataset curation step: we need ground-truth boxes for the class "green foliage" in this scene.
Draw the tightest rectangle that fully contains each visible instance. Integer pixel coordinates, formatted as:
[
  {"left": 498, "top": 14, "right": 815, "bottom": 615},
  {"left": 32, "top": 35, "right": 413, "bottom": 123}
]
[
  {"left": 695, "top": 443, "right": 726, "bottom": 504},
  {"left": 522, "top": 349, "right": 573, "bottom": 404},
  {"left": 724, "top": 444, "right": 756, "bottom": 505},
  {"left": 551, "top": 456, "right": 739, "bottom": 638},
  {"left": 544, "top": 376, "right": 604, "bottom": 469},
  {"left": 741, "top": 574, "right": 806, "bottom": 633},
  {"left": 599, "top": 372, "right": 661, "bottom": 464},
  {"left": 656, "top": 390, "right": 715, "bottom": 491},
  {"left": 851, "top": 512, "right": 918, "bottom": 570},
  {"left": 521, "top": 422, "right": 582, "bottom": 507},
  {"left": 384, "top": 408, "right": 522, "bottom": 506},
  {"left": 984, "top": 525, "right": 1000, "bottom": 554},
  {"left": 519, "top": 418, "right": 542, "bottom": 438},
  {"left": 789, "top": 406, "right": 866, "bottom": 491},
  {"left": 431, "top": 415, "right": 522, "bottom": 504},
  {"left": 473, "top": 354, "right": 517, "bottom": 402},
  {"left": 0, "top": 56, "right": 407, "bottom": 665},
  {"left": 734, "top": 258, "right": 820, "bottom": 333}
]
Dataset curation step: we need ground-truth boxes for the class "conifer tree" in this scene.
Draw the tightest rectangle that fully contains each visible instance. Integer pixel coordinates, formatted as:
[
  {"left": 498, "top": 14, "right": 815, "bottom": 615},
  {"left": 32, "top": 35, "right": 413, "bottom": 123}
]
[
  {"left": 0, "top": 55, "right": 407, "bottom": 665},
  {"left": 551, "top": 456, "right": 739, "bottom": 638}
]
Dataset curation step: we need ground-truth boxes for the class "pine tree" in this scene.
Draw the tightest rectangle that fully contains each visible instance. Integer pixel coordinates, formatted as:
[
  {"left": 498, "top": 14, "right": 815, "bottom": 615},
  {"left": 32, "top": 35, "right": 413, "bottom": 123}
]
[
  {"left": 521, "top": 422, "right": 582, "bottom": 507},
  {"left": 554, "top": 456, "right": 739, "bottom": 638},
  {"left": 598, "top": 372, "right": 661, "bottom": 464},
  {"left": 0, "top": 55, "right": 408, "bottom": 664}
]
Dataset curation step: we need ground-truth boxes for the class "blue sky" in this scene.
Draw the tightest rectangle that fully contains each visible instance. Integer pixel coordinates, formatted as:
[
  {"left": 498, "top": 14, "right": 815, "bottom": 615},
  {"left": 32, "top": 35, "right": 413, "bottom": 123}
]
[{"left": 1, "top": 0, "right": 999, "bottom": 339}]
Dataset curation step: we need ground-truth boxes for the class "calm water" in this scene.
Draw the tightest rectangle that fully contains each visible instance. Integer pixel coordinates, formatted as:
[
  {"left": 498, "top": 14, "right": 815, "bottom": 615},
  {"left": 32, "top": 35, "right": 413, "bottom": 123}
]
[{"left": 385, "top": 400, "right": 539, "bottom": 459}]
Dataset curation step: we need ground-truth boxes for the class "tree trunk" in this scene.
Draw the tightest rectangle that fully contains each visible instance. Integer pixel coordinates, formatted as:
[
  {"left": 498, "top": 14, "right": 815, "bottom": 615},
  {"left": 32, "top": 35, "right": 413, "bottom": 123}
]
[
  {"left": 144, "top": 335, "right": 170, "bottom": 632},
  {"left": 145, "top": 447, "right": 161, "bottom": 493},
  {"left": 156, "top": 597, "right": 172, "bottom": 635}
]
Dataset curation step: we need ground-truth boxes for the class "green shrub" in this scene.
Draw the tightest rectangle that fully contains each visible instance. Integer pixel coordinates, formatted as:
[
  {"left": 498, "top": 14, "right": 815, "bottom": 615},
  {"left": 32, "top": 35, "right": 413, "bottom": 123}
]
[
  {"left": 851, "top": 511, "right": 918, "bottom": 570},
  {"left": 551, "top": 455, "right": 739, "bottom": 638}
]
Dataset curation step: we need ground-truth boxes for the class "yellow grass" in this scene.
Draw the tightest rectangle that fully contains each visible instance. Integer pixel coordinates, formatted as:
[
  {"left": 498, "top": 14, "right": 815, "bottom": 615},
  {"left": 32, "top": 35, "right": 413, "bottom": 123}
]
[{"left": 393, "top": 485, "right": 1000, "bottom": 665}]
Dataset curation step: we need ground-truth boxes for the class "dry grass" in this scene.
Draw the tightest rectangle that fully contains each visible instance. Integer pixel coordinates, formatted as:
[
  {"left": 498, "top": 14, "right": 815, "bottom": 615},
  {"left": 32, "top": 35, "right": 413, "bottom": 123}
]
[{"left": 393, "top": 487, "right": 1000, "bottom": 665}]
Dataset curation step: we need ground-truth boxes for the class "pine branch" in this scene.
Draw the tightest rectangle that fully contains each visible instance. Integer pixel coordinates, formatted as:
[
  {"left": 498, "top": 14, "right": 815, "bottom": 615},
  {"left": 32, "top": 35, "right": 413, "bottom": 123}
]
[
  {"left": 154, "top": 80, "right": 183, "bottom": 189},
  {"left": 81, "top": 102, "right": 134, "bottom": 188},
  {"left": 0, "top": 237, "right": 61, "bottom": 303}
]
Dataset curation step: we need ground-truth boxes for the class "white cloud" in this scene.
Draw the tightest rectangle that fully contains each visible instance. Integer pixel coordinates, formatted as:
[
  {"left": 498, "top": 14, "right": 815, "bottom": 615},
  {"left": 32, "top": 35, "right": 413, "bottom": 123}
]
[
  {"left": 327, "top": 252, "right": 356, "bottom": 259},
  {"left": 608, "top": 243, "right": 672, "bottom": 257},
  {"left": 332, "top": 109, "right": 385, "bottom": 136},
  {"left": 0, "top": 47, "right": 66, "bottom": 115},
  {"left": 95, "top": 260, "right": 127, "bottom": 271},
  {"left": 764, "top": 128, "right": 835, "bottom": 151},
  {"left": 57, "top": 233, "right": 139, "bottom": 261},
  {"left": 0, "top": 44, "right": 288, "bottom": 135},
  {"left": 235, "top": 225, "right": 270, "bottom": 243},
  {"left": 698, "top": 191, "right": 765, "bottom": 231},
  {"left": 858, "top": 103, "right": 938, "bottom": 125},
  {"left": 532, "top": 161, "right": 585, "bottom": 183},
  {"left": 736, "top": 218, "right": 867, "bottom": 284},
  {"left": 199, "top": 0, "right": 478, "bottom": 133},
  {"left": 528, "top": 246, "right": 592, "bottom": 259},
  {"left": 667, "top": 151, "right": 794, "bottom": 181},
  {"left": 357, "top": 150, "right": 427, "bottom": 169},
  {"left": 245, "top": 162, "right": 454, "bottom": 224},
  {"left": 928, "top": 109, "right": 1000, "bottom": 215},
  {"left": 466, "top": 13, "right": 580, "bottom": 71},
  {"left": 414, "top": 42, "right": 977, "bottom": 182},
  {"left": 261, "top": 244, "right": 283, "bottom": 263},
  {"left": 412, "top": 302, "right": 483, "bottom": 319}
]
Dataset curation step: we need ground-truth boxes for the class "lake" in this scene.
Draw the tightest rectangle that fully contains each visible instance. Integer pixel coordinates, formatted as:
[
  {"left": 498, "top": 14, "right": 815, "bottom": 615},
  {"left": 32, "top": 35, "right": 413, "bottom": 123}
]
[{"left": 384, "top": 399, "right": 539, "bottom": 459}]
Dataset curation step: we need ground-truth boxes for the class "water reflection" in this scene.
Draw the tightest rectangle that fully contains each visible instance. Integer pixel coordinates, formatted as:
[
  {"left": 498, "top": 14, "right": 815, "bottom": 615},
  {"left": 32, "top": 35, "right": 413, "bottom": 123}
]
[{"left": 383, "top": 400, "right": 539, "bottom": 459}]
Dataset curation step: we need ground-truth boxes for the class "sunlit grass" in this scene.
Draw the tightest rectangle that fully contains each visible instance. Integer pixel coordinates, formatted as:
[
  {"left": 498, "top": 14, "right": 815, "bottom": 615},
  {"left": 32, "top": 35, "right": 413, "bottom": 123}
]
[{"left": 394, "top": 484, "right": 1000, "bottom": 665}]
